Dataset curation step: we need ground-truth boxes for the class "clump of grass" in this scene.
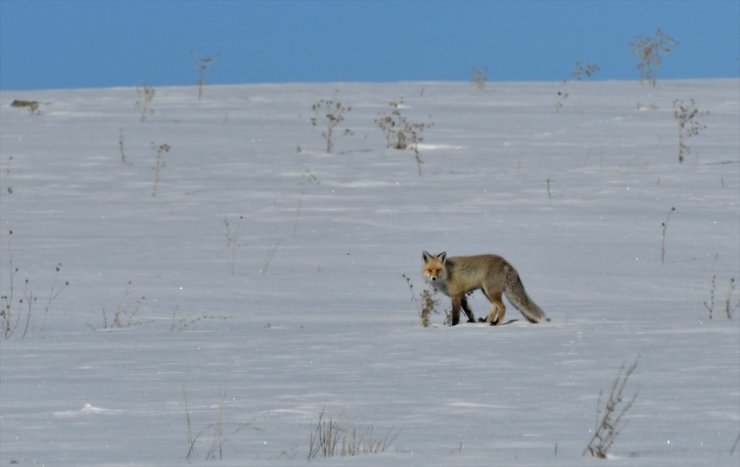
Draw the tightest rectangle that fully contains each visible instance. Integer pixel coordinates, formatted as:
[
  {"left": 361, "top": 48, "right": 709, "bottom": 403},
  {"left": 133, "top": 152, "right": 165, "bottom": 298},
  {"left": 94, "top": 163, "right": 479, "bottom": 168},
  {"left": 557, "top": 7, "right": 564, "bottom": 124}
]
[
  {"left": 136, "top": 82, "right": 155, "bottom": 122},
  {"left": 554, "top": 81, "right": 569, "bottom": 112},
  {"left": 170, "top": 310, "right": 230, "bottom": 332},
  {"left": 190, "top": 48, "right": 220, "bottom": 100},
  {"left": 673, "top": 99, "right": 708, "bottom": 164},
  {"left": 555, "top": 60, "right": 599, "bottom": 112},
  {"left": 117, "top": 128, "right": 130, "bottom": 165},
  {"left": 630, "top": 28, "right": 678, "bottom": 87},
  {"left": 572, "top": 60, "right": 600, "bottom": 80},
  {"left": 10, "top": 99, "right": 41, "bottom": 115},
  {"left": 704, "top": 276, "right": 738, "bottom": 320},
  {"left": 471, "top": 66, "right": 488, "bottom": 89},
  {"left": 660, "top": 206, "right": 676, "bottom": 264},
  {"left": 183, "top": 388, "right": 258, "bottom": 462},
  {"left": 151, "top": 142, "right": 171, "bottom": 197},
  {"left": 307, "top": 410, "right": 397, "bottom": 460},
  {"left": 260, "top": 239, "right": 282, "bottom": 275},
  {"left": 2, "top": 155, "right": 14, "bottom": 195},
  {"left": 224, "top": 215, "right": 244, "bottom": 276},
  {"left": 98, "top": 281, "right": 147, "bottom": 329},
  {"left": 310, "top": 95, "right": 352, "bottom": 153},
  {"left": 584, "top": 357, "right": 640, "bottom": 459},
  {"left": 375, "top": 99, "right": 433, "bottom": 175},
  {"left": 402, "top": 274, "right": 439, "bottom": 328},
  {"left": 1, "top": 232, "right": 69, "bottom": 339}
]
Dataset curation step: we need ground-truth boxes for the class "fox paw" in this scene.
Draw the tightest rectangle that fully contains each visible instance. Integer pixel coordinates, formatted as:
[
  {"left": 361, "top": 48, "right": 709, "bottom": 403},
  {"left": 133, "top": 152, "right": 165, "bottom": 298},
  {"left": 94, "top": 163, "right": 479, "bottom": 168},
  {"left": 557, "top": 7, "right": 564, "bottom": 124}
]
[{"left": 478, "top": 317, "right": 498, "bottom": 326}]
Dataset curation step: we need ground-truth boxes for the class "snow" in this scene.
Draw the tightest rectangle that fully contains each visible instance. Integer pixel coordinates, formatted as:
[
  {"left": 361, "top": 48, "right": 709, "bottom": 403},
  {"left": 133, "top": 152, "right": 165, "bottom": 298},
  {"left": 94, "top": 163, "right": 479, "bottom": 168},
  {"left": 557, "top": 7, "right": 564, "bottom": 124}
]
[{"left": 0, "top": 80, "right": 738, "bottom": 466}]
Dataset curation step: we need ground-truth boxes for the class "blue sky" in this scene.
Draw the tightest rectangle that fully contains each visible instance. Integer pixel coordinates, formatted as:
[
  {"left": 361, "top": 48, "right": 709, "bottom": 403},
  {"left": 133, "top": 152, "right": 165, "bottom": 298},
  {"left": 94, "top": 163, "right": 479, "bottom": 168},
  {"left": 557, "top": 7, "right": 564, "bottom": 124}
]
[{"left": 1, "top": 0, "right": 738, "bottom": 90}]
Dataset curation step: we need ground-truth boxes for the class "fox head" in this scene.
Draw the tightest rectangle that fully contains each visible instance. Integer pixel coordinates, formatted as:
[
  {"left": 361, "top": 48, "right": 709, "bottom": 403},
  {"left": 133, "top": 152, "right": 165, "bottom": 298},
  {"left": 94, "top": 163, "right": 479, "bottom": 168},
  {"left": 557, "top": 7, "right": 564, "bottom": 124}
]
[{"left": 422, "top": 251, "right": 448, "bottom": 283}]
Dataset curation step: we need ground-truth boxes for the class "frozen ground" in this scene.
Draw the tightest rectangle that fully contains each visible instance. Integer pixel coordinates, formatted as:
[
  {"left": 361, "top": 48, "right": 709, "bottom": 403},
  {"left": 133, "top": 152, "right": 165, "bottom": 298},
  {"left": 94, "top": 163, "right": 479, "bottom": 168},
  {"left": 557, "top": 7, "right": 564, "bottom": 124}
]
[{"left": 0, "top": 80, "right": 738, "bottom": 466}]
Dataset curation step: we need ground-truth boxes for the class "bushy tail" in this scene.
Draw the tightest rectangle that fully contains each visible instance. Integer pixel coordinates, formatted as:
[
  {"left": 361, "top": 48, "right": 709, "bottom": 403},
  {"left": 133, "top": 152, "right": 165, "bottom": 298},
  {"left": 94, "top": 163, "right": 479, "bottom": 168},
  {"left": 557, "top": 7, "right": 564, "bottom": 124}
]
[{"left": 505, "top": 274, "right": 548, "bottom": 323}]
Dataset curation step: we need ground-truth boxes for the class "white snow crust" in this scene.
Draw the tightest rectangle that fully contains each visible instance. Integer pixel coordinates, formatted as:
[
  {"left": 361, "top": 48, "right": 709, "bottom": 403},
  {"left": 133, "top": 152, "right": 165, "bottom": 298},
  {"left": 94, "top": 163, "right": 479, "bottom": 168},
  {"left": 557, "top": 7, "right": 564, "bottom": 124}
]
[{"left": 0, "top": 80, "right": 738, "bottom": 466}]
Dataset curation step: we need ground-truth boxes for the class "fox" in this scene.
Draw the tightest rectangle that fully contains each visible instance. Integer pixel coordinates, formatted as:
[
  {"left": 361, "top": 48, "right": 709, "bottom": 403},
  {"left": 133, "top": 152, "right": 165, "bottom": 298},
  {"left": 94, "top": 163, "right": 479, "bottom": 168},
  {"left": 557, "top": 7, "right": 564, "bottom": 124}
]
[{"left": 422, "top": 251, "right": 547, "bottom": 326}]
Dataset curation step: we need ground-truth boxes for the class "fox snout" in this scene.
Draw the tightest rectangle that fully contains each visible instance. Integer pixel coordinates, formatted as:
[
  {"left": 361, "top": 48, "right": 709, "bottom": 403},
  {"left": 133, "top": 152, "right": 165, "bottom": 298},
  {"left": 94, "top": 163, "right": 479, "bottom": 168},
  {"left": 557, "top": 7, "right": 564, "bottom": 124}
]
[{"left": 424, "top": 270, "right": 442, "bottom": 283}]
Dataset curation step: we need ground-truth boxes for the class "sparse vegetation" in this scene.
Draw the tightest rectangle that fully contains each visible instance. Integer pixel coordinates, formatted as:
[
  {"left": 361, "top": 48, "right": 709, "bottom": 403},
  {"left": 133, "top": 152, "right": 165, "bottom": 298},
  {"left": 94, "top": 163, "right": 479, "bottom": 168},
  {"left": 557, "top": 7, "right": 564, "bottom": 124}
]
[
  {"left": 471, "top": 66, "right": 488, "bottom": 89},
  {"left": 190, "top": 48, "right": 220, "bottom": 100},
  {"left": 117, "top": 128, "right": 129, "bottom": 165},
  {"left": 584, "top": 357, "right": 640, "bottom": 459},
  {"left": 10, "top": 99, "right": 41, "bottom": 115},
  {"left": 224, "top": 215, "right": 244, "bottom": 276},
  {"left": 170, "top": 311, "right": 230, "bottom": 332},
  {"left": 136, "top": 82, "right": 155, "bottom": 122},
  {"left": 630, "top": 28, "right": 678, "bottom": 87},
  {"left": 556, "top": 61, "right": 599, "bottom": 112},
  {"left": 704, "top": 276, "right": 738, "bottom": 320},
  {"left": 151, "top": 142, "right": 171, "bottom": 197},
  {"left": 310, "top": 96, "right": 352, "bottom": 153},
  {"left": 261, "top": 239, "right": 282, "bottom": 275},
  {"left": 307, "top": 410, "right": 397, "bottom": 460},
  {"left": 555, "top": 81, "right": 569, "bottom": 112},
  {"left": 183, "top": 388, "right": 258, "bottom": 462},
  {"left": 99, "top": 281, "right": 147, "bottom": 329},
  {"left": 673, "top": 99, "right": 708, "bottom": 163},
  {"left": 660, "top": 206, "right": 676, "bottom": 264},
  {"left": 1, "top": 231, "right": 69, "bottom": 339},
  {"left": 572, "top": 60, "right": 600, "bottom": 81},
  {"left": 403, "top": 274, "right": 440, "bottom": 328},
  {"left": 2, "top": 155, "right": 14, "bottom": 195},
  {"left": 375, "top": 99, "right": 432, "bottom": 175}
]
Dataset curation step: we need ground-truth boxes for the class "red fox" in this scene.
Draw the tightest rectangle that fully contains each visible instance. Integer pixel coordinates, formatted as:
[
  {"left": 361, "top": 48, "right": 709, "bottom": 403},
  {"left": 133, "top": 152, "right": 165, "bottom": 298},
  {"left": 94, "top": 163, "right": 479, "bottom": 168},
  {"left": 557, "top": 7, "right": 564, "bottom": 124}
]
[{"left": 422, "top": 251, "right": 547, "bottom": 326}]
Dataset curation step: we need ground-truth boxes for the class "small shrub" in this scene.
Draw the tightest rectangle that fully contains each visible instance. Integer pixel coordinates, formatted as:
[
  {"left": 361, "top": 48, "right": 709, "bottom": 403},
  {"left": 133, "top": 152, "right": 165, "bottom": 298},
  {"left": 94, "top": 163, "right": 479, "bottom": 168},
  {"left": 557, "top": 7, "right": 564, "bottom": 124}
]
[
  {"left": 183, "top": 388, "right": 257, "bottom": 462},
  {"left": 310, "top": 97, "right": 352, "bottom": 153},
  {"left": 630, "top": 28, "right": 678, "bottom": 87},
  {"left": 403, "top": 274, "right": 440, "bottom": 327},
  {"left": 151, "top": 142, "right": 171, "bottom": 197},
  {"left": 556, "top": 61, "right": 599, "bottom": 112},
  {"left": 471, "top": 66, "right": 488, "bottom": 89},
  {"left": 224, "top": 215, "right": 244, "bottom": 276},
  {"left": 170, "top": 311, "right": 230, "bottom": 332},
  {"left": 375, "top": 99, "right": 432, "bottom": 175},
  {"left": 308, "top": 410, "right": 397, "bottom": 460},
  {"left": 10, "top": 99, "right": 41, "bottom": 115},
  {"left": 555, "top": 81, "right": 569, "bottom": 113},
  {"left": 660, "top": 206, "right": 675, "bottom": 264},
  {"left": 136, "top": 82, "right": 155, "bottom": 122},
  {"left": 1, "top": 237, "right": 69, "bottom": 339},
  {"left": 673, "top": 99, "right": 708, "bottom": 163},
  {"left": 117, "top": 128, "right": 129, "bottom": 165},
  {"left": 584, "top": 357, "right": 640, "bottom": 459},
  {"left": 2, "top": 155, "right": 14, "bottom": 195},
  {"left": 190, "top": 48, "right": 220, "bottom": 100},
  {"left": 572, "top": 60, "right": 600, "bottom": 81},
  {"left": 99, "top": 281, "right": 147, "bottom": 329},
  {"left": 704, "top": 276, "right": 738, "bottom": 320}
]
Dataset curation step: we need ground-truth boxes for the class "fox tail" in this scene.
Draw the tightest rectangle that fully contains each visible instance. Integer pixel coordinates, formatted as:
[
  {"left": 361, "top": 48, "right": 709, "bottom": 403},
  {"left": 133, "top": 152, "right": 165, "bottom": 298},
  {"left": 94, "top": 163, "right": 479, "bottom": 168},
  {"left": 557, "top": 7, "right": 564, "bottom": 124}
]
[{"left": 505, "top": 274, "right": 548, "bottom": 323}]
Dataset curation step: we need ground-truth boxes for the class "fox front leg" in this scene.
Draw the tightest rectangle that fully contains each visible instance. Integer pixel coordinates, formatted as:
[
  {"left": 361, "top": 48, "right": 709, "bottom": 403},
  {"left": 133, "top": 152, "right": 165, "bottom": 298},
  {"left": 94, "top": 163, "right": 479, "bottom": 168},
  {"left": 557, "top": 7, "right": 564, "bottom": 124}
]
[
  {"left": 460, "top": 295, "right": 476, "bottom": 323},
  {"left": 450, "top": 294, "right": 464, "bottom": 326}
]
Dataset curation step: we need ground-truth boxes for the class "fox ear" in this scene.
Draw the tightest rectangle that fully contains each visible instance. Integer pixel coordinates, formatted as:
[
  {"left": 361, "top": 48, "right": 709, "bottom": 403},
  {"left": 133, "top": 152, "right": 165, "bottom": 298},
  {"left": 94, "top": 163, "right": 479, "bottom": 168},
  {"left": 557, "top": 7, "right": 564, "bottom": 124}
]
[
  {"left": 437, "top": 252, "right": 447, "bottom": 263},
  {"left": 422, "top": 250, "right": 432, "bottom": 262}
]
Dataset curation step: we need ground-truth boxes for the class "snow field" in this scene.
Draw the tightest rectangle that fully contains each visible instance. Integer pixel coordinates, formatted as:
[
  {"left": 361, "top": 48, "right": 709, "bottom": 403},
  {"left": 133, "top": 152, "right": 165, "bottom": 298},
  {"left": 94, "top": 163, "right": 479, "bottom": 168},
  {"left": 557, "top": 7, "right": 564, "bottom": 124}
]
[{"left": 0, "top": 80, "right": 738, "bottom": 466}]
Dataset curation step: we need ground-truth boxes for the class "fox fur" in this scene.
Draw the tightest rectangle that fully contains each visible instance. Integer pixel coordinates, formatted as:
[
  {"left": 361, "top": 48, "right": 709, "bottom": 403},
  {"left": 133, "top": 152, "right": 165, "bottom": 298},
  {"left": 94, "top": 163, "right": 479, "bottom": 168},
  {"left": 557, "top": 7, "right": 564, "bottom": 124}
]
[{"left": 422, "top": 251, "right": 547, "bottom": 326}]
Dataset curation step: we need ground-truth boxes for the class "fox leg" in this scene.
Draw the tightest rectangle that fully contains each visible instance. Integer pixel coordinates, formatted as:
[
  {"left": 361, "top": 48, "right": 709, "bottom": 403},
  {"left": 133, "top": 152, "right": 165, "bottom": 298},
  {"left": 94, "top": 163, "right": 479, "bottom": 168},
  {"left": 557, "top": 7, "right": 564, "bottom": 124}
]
[
  {"left": 483, "top": 291, "right": 506, "bottom": 325},
  {"left": 450, "top": 295, "right": 463, "bottom": 325},
  {"left": 460, "top": 295, "right": 476, "bottom": 322}
]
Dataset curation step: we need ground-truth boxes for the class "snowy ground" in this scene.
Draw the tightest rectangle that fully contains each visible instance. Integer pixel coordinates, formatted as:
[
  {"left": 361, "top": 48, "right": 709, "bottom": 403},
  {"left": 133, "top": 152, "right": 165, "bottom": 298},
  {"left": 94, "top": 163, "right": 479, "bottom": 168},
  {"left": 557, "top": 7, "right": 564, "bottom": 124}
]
[{"left": 0, "top": 80, "right": 738, "bottom": 466}]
